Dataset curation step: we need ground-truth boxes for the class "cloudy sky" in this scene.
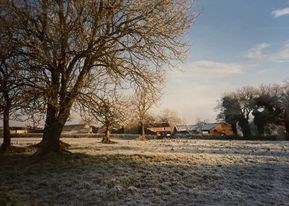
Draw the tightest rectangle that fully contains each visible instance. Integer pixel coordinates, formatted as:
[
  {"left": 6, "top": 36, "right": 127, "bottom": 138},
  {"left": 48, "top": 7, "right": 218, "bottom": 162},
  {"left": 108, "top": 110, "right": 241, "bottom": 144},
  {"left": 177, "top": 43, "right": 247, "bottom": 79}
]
[
  {"left": 158, "top": 0, "right": 289, "bottom": 123},
  {"left": 8, "top": 1, "right": 289, "bottom": 127}
]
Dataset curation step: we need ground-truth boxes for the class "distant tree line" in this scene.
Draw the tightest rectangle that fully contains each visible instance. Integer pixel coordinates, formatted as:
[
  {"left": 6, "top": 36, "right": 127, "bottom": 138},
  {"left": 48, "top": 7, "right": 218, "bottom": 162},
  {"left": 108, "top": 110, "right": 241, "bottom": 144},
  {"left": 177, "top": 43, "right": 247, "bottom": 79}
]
[{"left": 217, "top": 81, "right": 289, "bottom": 139}]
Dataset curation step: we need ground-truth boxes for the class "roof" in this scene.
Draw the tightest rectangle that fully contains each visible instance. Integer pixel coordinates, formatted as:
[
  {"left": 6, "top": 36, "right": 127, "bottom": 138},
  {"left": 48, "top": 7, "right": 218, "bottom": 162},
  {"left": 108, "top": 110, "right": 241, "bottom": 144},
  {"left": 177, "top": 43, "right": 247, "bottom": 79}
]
[
  {"left": 201, "top": 123, "right": 219, "bottom": 131},
  {"left": 174, "top": 125, "right": 198, "bottom": 132},
  {"left": 175, "top": 123, "right": 226, "bottom": 132},
  {"left": 147, "top": 122, "right": 170, "bottom": 128}
]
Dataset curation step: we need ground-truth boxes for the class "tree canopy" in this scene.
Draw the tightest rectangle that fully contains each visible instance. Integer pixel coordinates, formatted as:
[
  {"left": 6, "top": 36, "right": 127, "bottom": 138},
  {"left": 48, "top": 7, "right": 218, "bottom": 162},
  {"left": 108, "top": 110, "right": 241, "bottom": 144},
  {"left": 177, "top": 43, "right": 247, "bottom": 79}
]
[{"left": 0, "top": 0, "right": 197, "bottom": 153}]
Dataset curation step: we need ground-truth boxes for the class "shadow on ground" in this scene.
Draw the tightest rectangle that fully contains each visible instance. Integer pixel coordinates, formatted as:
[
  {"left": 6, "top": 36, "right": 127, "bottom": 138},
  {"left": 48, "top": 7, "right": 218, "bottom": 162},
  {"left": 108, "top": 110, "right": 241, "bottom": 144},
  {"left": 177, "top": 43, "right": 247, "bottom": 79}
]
[{"left": 0, "top": 150, "right": 289, "bottom": 206}]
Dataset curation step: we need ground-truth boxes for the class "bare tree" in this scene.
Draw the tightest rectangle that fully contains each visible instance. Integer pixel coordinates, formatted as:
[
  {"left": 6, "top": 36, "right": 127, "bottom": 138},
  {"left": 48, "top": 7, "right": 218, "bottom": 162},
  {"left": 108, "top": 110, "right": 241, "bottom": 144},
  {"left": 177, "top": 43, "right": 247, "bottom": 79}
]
[
  {"left": 0, "top": 1, "right": 46, "bottom": 152},
  {"left": 0, "top": 12, "right": 25, "bottom": 151},
  {"left": 0, "top": 49, "right": 45, "bottom": 151},
  {"left": 77, "top": 87, "right": 129, "bottom": 143},
  {"left": 0, "top": 52, "right": 19, "bottom": 151},
  {"left": 98, "top": 97, "right": 128, "bottom": 143},
  {"left": 74, "top": 65, "right": 130, "bottom": 143},
  {"left": 157, "top": 109, "right": 186, "bottom": 127},
  {"left": 132, "top": 80, "right": 162, "bottom": 140},
  {"left": 2, "top": 0, "right": 197, "bottom": 154}
]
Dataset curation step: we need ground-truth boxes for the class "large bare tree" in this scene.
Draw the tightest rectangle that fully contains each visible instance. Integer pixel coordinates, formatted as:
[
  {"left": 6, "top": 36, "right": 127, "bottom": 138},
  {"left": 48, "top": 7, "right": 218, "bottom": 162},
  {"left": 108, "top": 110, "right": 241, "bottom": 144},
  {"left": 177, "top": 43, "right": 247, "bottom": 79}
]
[{"left": 2, "top": 0, "right": 198, "bottom": 154}]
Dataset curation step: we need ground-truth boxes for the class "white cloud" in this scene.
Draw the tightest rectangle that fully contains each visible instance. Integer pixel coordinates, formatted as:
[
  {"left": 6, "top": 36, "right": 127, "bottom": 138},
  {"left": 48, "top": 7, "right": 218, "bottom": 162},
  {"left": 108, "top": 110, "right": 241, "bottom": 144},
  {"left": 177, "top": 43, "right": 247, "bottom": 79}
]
[
  {"left": 273, "top": 42, "right": 289, "bottom": 62},
  {"left": 245, "top": 41, "right": 289, "bottom": 63},
  {"left": 173, "top": 60, "right": 243, "bottom": 78},
  {"left": 245, "top": 43, "right": 270, "bottom": 60},
  {"left": 272, "top": 7, "right": 289, "bottom": 18}
]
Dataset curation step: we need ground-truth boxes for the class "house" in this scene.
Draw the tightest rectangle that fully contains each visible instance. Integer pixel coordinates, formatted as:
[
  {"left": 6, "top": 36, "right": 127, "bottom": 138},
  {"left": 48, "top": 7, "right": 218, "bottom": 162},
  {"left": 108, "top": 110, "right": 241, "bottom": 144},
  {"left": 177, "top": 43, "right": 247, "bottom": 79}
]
[
  {"left": 62, "top": 124, "right": 93, "bottom": 134},
  {"left": 146, "top": 122, "right": 172, "bottom": 137},
  {"left": 200, "top": 122, "right": 234, "bottom": 136},
  {"left": 174, "top": 122, "right": 234, "bottom": 136}
]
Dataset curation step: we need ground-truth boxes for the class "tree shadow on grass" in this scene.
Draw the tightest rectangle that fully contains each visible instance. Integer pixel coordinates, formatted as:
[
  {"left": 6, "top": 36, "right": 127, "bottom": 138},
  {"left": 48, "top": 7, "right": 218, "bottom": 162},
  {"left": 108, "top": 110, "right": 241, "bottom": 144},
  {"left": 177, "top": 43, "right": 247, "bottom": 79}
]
[{"left": 0, "top": 152, "right": 289, "bottom": 205}]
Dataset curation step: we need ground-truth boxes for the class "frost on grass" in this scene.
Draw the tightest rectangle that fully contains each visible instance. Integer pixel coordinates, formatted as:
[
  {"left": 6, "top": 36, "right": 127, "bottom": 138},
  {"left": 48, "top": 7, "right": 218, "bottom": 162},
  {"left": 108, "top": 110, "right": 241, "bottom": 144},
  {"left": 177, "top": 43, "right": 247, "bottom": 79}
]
[{"left": 0, "top": 138, "right": 289, "bottom": 205}]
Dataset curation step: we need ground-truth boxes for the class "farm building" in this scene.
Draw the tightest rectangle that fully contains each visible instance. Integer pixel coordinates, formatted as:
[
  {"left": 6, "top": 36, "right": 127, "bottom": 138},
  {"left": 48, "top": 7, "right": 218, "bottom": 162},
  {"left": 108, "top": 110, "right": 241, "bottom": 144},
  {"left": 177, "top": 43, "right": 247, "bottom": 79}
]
[
  {"left": 174, "top": 122, "right": 234, "bottom": 136},
  {"left": 173, "top": 125, "right": 199, "bottom": 135},
  {"left": 200, "top": 122, "right": 234, "bottom": 135},
  {"left": 146, "top": 122, "right": 172, "bottom": 137}
]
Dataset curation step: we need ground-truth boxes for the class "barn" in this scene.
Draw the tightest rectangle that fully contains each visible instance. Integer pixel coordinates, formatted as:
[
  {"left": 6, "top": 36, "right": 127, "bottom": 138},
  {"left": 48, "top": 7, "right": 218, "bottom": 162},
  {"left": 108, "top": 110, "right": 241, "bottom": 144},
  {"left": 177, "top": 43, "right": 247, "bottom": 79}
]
[
  {"left": 146, "top": 123, "right": 172, "bottom": 137},
  {"left": 200, "top": 122, "right": 234, "bottom": 136}
]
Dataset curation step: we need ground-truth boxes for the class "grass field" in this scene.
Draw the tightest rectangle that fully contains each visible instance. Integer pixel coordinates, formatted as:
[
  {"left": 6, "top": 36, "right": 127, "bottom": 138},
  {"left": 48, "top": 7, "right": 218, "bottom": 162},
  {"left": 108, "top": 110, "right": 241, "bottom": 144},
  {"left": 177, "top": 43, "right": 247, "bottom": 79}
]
[{"left": 1, "top": 138, "right": 289, "bottom": 205}]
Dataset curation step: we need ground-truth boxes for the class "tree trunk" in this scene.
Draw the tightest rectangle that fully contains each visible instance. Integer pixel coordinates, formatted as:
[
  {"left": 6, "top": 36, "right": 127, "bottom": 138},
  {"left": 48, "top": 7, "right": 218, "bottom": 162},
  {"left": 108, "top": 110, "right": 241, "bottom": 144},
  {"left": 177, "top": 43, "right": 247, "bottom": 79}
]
[
  {"left": 231, "top": 122, "right": 237, "bottom": 135},
  {"left": 285, "top": 108, "right": 289, "bottom": 140},
  {"left": 138, "top": 121, "right": 147, "bottom": 140},
  {"left": 253, "top": 112, "right": 265, "bottom": 136},
  {"left": 1, "top": 91, "right": 11, "bottom": 152},
  {"left": 254, "top": 119, "right": 265, "bottom": 136},
  {"left": 257, "top": 124, "right": 265, "bottom": 136},
  {"left": 239, "top": 117, "right": 251, "bottom": 137},
  {"left": 242, "top": 124, "right": 251, "bottom": 137},
  {"left": 141, "top": 122, "right": 145, "bottom": 137},
  {"left": 37, "top": 103, "right": 69, "bottom": 154},
  {"left": 1, "top": 105, "right": 11, "bottom": 151},
  {"left": 101, "top": 125, "right": 111, "bottom": 143},
  {"left": 39, "top": 121, "right": 63, "bottom": 154}
]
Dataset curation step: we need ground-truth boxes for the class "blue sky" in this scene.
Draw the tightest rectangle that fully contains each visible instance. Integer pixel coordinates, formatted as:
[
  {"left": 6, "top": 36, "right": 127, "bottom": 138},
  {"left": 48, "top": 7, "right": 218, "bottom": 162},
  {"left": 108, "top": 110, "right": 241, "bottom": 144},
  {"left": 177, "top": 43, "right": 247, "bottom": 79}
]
[{"left": 159, "top": 0, "right": 289, "bottom": 123}]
